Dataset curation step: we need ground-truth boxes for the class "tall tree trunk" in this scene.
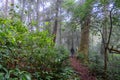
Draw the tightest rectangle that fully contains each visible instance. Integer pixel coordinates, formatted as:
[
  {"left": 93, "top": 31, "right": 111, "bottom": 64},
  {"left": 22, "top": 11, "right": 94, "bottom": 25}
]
[
  {"left": 103, "top": 18, "right": 108, "bottom": 80},
  {"left": 20, "top": 0, "right": 25, "bottom": 22},
  {"left": 36, "top": 0, "right": 39, "bottom": 30},
  {"left": 102, "top": 4, "right": 108, "bottom": 80},
  {"left": 76, "top": 30, "right": 80, "bottom": 50},
  {"left": 11, "top": 0, "right": 14, "bottom": 7},
  {"left": 79, "top": 16, "right": 90, "bottom": 63},
  {"left": 11, "top": 0, "right": 14, "bottom": 19},
  {"left": 27, "top": 1, "right": 32, "bottom": 30},
  {"left": 5, "top": 0, "right": 8, "bottom": 18},
  {"left": 59, "top": 21, "right": 62, "bottom": 45},
  {"left": 71, "top": 29, "right": 75, "bottom": 51},
  {"left": 58, "top": 7, "right": 62, "bottom": 45},
  {"left": 52, "top": 0, "right": 59, "bottom": 43}
]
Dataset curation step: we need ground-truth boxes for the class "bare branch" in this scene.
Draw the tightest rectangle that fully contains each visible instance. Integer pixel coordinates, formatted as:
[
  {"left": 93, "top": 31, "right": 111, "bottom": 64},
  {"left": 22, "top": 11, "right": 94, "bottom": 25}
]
[{"left": 108, "top": 47, "right": 120, "bottom": 54}]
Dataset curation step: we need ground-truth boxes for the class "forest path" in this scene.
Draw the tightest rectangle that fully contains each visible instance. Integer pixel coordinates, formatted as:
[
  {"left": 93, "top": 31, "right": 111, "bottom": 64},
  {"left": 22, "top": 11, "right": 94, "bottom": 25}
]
[{"left": 69, "top": 56, "right": 96, "bottom": 80}]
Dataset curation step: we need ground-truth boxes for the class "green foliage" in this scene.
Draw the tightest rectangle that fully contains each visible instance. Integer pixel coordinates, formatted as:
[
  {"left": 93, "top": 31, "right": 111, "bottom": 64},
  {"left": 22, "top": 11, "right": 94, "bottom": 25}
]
[
  {"left": 100, "top": 0, "right": 109, "bottom": 5},
  {"left": 63, "top": 0, "right": 96, "bottom": 31},
  {"left": 0, "top": 18, "right": 27, "bottom": 46},
  {"left": 0, "top": 64, "right": 31, "bottom": 80},
  {"left": 29, "top": 47, "right": 72, "bottom": 79},
  {"left": 88, "top": 53, "right": 104, "bottom": 79},
  {"left": 88, "top": 52, "right": 120, "bottom": 80},
  {"left": 62, "top": 0, "right": 75, "bottom": 11},
  {"left": 76, "top": 53, "right": 85, "bottom": 61},
  {"left": 0, "top": 18, "right": 80, "bottom": 80},
  {"left": 73, "top": 0, "right": 95, "bottom": 20},
  {"left": 115, "top": 0, "right": 120, "bottom": 8},
  {"left": 107, "top": 54, "right": 120, "bottom": 80}
]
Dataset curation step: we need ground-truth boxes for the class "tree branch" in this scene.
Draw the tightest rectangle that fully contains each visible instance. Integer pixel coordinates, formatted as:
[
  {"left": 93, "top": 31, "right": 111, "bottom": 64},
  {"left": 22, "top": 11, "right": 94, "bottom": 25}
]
[
  {"left": 107, "top": 8, "right": 114, "bottom": 46},
  {"left": 108, "top": 47, "right": 120, "bottom": 54}
]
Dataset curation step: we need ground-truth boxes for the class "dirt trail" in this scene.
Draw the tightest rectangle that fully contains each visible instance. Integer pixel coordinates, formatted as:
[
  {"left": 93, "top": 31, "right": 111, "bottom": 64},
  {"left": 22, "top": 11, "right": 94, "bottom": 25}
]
[{"left": 70, "top": 56, "right": 96, "bottom": 80}]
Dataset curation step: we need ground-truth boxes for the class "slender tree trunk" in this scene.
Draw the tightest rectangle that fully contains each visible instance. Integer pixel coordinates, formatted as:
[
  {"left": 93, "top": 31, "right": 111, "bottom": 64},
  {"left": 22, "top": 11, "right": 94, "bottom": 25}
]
[
  {"left": 103, "top": 7, "right": 114, "bottom": 80},
  {"left": 59, "top": 7, "right": 62, "bottom": 45},
  {"left": 11, "top": 0, "right": 14, "bottom": 7},
  {"left": 102, "top": 19, "right": 108, "bottom": 80},
  {"left": 52, "top": 0, "right": 59, "bottom": 43},
  {"left": 71, "top": 29, "right": 74, "bottom": 48},
  {"left": 27, "top": 1, "right": 32, "bottom": 30},
  {"left": 59, "top": 20, "right": 62, "bottom": 45},
  {"left": 11, "top": 0, "right": 14, "bottom": 19},
  {"left": 76, "top": 31, "right": 79, "bottom": 50},
  {"left": 36, "top": 0, "right": 39, "bottom": 30},
  {"left": 5, "top": 0, "right": 8, "bottom": 18},
  {"left": 102, "top": 4, "right": 108, "bottom": 80},
  {"left": 79, "top": 16, "right": 90, "bottom": 63},
  {"left": 20, "top": 0, "right": 25, "bottom": 22}
]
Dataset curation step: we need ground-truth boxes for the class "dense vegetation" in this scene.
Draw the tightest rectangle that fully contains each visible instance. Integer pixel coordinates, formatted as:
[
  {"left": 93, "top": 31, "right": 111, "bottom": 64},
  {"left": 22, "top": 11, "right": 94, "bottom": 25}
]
[
  {"left": 0, "top": 18, "right": 80, "bottom": 79},
  {"left": 0, "top": 0, "right": 120, "bottom": 80}
]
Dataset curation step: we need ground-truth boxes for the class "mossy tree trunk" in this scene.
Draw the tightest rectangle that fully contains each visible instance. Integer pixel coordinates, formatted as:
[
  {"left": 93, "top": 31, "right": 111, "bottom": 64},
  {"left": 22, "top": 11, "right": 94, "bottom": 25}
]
[{"left": 79, "top": 16, "right": 90, "bottom": 63}]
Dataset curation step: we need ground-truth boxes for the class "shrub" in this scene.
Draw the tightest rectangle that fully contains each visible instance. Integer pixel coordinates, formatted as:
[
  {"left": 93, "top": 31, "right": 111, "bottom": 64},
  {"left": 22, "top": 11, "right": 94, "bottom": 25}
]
[
  {"left": 0, "top": 64, "right": 31, "bottom": 80},
  {"left": 0, "top": 18, "right": 80, "bottom": 80},
  {"left": 88, "top": 52, "right": 120, "bottom": 80}
]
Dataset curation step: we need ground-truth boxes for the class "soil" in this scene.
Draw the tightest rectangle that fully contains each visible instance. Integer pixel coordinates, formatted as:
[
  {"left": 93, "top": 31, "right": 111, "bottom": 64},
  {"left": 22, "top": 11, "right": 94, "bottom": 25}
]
[{"left": 69, "top": 56, "right": 96, "bottom": 80}]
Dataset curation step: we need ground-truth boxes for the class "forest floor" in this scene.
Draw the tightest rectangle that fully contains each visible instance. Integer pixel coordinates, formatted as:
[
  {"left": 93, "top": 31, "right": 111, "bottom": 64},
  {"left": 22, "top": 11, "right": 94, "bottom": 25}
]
[{"left": 69, "top": 56, "right": 96, "bottom": 80}]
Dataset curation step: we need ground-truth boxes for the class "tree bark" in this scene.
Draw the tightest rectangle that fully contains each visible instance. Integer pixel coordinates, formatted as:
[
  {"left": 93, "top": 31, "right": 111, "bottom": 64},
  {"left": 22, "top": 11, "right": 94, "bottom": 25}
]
[
  {"left": 20, "top": 0, "right": 25, "bottom": 22},
  {"left": 5, "top": 0, "right": 8, "bottom": 18},
  {"left": 27, "top": 1, "right": 32, "bottom": 30},
  {"left": 52, "top": 0, "right": 59, "bottom": 43},
  {"left": 36, "top": 0, "right": 40, "bottom": 30},
  {"left": 79, "top": 16, "right": 90, "bottom": 63},
  {"left": 102, "top": 4, "right": 109, "bottom": 80}
]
